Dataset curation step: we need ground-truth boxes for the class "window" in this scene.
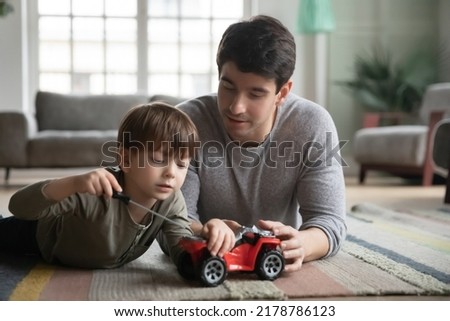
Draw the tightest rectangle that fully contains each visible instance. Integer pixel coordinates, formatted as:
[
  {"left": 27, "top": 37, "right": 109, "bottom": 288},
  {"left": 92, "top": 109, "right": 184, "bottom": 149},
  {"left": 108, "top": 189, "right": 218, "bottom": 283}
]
[{"left": 36, "top": 0, "right": 245, "bottom": 97}]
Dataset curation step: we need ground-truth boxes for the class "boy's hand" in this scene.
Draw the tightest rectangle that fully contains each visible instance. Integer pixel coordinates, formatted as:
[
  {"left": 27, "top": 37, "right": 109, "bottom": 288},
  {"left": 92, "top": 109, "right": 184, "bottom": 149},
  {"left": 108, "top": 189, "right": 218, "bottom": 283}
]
[
  {"left": 73, "top": 168, "right": 122, "bottom": 198},
  {"left": 200, "top": 218, "right": 235, "bottom": 257},
  {"left": 43, "top": 168, "right": 122, "bottom": 201}
]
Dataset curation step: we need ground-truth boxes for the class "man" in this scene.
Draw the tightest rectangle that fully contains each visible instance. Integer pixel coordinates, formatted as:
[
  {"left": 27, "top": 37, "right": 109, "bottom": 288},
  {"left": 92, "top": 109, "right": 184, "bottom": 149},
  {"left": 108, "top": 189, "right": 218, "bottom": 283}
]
[{"left": 178, "top": 15, "right": 346, "bottom": 272}]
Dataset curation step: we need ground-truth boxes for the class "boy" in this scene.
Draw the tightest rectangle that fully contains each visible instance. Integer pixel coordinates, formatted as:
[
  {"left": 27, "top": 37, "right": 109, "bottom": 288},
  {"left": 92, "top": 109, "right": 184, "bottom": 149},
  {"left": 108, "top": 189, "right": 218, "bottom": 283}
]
[{"left": 0, "top": 102, "right": 233, "bottom": 268}]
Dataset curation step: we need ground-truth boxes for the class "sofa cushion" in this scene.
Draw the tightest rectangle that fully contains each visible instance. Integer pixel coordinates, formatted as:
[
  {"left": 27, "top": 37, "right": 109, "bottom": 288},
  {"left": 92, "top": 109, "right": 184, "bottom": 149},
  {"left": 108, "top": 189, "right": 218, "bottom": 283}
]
[
  {"left": 149, "top": 94, "right": 186, "bottom": 106},
  {"left": 353, "top": 125, "right": 428, "bottom": 167},
  {"left": 28, "top": 130, "right": 118, "bottom": 167},
  {"left": 36, "top": 91, "right": 149, "bottom": 131}
]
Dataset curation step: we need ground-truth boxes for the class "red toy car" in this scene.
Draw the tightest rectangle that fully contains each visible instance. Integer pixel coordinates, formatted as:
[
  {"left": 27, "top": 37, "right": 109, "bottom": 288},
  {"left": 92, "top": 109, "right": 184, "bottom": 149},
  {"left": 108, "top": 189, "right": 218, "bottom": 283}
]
[{"left": 177, "top": 226, "right": 285, "bottom": 287}]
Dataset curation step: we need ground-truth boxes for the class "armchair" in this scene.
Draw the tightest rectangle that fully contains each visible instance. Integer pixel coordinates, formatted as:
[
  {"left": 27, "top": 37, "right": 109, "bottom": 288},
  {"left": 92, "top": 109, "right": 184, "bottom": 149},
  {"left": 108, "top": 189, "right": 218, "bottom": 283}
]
[
  {"left": 353, "top": 83, "right": 450, "bottom": 186},
  {"left": 432, "top": 118, "right": 450, "bottom": 203}
]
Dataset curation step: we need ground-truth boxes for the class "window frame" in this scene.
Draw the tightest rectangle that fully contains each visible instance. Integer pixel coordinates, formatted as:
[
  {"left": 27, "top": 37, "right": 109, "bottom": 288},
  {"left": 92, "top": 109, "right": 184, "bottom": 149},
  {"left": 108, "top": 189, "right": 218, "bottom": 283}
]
[{"left": 27, "top": 0, "right": 253, "bottom": 100}]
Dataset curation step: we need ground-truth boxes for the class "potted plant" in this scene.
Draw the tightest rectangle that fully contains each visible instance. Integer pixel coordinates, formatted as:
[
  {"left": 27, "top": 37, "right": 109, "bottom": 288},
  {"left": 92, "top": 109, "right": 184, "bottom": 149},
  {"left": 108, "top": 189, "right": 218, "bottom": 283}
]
[
  {"left": 0, "top": 1, "right": 13, "bottom": 17},
  {"left": 337, "top": 46, "right": 438, "bottom": 115}
]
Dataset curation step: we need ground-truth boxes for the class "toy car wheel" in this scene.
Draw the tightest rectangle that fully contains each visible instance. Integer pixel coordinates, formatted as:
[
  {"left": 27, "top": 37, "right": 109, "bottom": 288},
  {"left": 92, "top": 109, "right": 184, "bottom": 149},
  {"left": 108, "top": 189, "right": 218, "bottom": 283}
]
[
  {"left": 256, "top": 249, "right": 284, "bottom": 281},
  {"left": 199, "top": 256, "right": 227, "bottom": 287},
  {"left": 177, "top": 251, "right": 196, "bottom": 280}
]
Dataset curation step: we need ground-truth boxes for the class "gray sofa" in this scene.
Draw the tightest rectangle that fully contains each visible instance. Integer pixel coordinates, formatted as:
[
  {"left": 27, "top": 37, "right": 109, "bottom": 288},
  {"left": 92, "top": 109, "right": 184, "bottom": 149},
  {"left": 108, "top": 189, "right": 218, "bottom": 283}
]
[{"left": 0, "top": 91, "right": 184, "bottom": 181}]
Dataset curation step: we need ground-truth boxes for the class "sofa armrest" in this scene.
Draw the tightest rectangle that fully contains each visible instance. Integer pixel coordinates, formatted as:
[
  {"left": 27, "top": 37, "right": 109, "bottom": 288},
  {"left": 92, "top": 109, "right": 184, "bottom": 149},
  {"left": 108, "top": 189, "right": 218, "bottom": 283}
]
[
  {"left": 432, "top": 117, "right": 450, "bottom": 175},
  {"left": 419, "top": 110, "right": 446, "bottom": 186},
  {"left": 0, "top": 111, "right": 35, "bottom": 167}
]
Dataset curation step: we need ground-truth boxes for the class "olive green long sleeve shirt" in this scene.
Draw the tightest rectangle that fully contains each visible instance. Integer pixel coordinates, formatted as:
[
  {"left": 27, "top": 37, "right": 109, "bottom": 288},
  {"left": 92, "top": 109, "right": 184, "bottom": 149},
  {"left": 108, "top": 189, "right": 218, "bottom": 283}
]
[{"left": 8, "top": 170, "right": 192, "bottom": 269}]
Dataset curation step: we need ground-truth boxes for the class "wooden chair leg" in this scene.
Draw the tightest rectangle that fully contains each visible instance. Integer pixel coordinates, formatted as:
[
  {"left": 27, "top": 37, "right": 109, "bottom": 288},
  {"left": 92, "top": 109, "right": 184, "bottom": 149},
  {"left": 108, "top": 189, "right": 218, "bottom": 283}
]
[
  {"left": 445, "top": 157, "right": 450, "bottom": 204},
  {"left": 4, "top": 167, "right": 10, "bottom": 183},
  {"left": 421, "top": 161, "right": 434, "bottom": 186},
  {"left": 359, "top": 167, "right": 366, "bottom": 184},
  {"left": 445, "top": 173, "right": 450, "bottom": 204}
]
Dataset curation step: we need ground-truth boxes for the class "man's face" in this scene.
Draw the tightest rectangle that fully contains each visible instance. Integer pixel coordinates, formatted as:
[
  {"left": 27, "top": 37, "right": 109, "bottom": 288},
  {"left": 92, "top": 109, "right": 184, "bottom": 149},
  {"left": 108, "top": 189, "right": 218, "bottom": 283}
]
[{"left": 217, "top": 61, "right": 289, "bottom": 145}]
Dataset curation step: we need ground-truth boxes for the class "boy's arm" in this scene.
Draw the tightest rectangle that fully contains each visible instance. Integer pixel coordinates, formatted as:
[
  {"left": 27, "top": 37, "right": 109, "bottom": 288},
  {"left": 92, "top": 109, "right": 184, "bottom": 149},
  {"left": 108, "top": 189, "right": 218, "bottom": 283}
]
[
  {"left": 181, "top": 161, "right": 240, "bottom": 256},
  {"left": 9, "top": 168, "right": 122, "bottom": 219},
  {"left": 9, "top": 179, "right": 58, "bottom": 220}
]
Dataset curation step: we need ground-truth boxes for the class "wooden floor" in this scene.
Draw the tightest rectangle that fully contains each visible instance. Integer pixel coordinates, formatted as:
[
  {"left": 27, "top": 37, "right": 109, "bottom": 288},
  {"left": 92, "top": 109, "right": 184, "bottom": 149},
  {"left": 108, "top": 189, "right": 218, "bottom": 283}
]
[
  {"left": 345, "top": 175, "right": 448, "bottom": 211},
  {"left": 1, "top": 167, "right": 448, "bottom": 216}
]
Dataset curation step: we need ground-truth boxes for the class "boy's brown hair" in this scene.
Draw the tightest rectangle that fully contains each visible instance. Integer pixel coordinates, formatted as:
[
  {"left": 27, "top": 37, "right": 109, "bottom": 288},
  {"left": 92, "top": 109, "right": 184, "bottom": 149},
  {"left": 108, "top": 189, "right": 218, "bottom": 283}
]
[{"left": 117, "top": 102, "right": 199, "bottom": 161}]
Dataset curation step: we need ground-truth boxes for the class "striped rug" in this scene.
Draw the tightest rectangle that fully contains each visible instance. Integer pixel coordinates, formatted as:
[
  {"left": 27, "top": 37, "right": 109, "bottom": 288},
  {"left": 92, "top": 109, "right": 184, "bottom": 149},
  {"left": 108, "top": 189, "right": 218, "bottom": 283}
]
[
  {"left": 1, "top": 203, "right": 449, "bottom": 300},
  {"left": 0, "top": 243, "right": 285, "bottom": 301},
  {"left": 275, "top": 203, "right": 450, "bottom": 298}
]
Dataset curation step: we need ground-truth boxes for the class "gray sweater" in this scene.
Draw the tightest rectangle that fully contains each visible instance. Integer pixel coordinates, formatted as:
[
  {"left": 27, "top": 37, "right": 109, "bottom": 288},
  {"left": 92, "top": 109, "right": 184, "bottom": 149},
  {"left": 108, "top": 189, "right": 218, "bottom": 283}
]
[{"left": 179, "top": 93, "right": 347, "bottom": 257}]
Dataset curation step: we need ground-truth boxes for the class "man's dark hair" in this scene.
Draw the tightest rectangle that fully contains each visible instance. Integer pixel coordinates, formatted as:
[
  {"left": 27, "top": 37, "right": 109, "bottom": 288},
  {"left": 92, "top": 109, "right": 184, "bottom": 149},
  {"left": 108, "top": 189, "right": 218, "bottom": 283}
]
[{"left": 216, "top": 15, "right": 296, "bottom": 93}]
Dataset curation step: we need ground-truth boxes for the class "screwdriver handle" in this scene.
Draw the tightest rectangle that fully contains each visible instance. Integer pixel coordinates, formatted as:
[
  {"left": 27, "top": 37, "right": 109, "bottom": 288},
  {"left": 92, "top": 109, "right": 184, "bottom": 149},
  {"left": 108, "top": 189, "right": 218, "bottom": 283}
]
[{"left": 112, "top": 191, "right": 131, "bottom": 205}]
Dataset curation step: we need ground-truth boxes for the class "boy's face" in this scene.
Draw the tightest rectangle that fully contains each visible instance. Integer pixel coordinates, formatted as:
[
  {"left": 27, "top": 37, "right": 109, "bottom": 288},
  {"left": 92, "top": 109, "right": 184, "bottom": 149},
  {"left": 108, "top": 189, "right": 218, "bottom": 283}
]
[
  {"left": 217, "top": 61, "right": 291, "bottom": 145},
  {"left": 121, "top": 147, "right": 190, "bottom": 202}
]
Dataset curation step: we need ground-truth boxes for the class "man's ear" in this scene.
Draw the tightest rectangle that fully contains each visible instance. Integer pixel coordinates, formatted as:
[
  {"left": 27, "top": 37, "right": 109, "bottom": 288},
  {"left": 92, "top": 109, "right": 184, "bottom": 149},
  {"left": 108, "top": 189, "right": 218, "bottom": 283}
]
[{"left": 276, "top": 80, "right": 293, "bottom": 107}]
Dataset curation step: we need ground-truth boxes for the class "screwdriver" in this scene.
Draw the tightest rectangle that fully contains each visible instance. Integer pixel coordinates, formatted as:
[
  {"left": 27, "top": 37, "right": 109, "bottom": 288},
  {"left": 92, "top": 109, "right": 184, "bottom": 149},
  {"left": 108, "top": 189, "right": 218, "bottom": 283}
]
[{"left": 112, "top": 191, "right": 187, "bottom": 229}]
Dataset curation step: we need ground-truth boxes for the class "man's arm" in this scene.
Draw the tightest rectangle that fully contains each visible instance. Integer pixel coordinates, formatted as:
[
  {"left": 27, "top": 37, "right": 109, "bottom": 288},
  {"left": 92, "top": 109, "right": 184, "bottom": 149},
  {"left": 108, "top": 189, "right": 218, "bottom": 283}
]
[
  {"left": 295, "top": 117, "right": 347, "bottom": 259},
  {"left": 180, "top": 164, "right": 201, "bottom": 223},
  {"left": 298, "top": 227, "right": 330, "bottom": 262}
]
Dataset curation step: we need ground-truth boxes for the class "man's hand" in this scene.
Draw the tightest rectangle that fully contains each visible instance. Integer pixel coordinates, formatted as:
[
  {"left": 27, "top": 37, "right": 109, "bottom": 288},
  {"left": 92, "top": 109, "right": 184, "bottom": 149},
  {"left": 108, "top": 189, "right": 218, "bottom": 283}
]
[
  {"left": 257, "top": 220, "right": 329, "bottom": 272},
  {"left": 200, "top": 218, "right": 236, "bottom": 257}
]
